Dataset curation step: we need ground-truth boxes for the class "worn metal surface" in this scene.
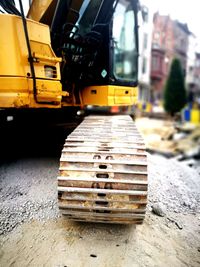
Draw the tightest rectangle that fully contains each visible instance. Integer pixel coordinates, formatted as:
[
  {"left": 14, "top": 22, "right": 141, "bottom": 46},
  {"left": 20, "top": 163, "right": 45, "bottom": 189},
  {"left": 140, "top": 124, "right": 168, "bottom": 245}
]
[{"left": 58, "top": 115, "right": 148, "bottom": 224}]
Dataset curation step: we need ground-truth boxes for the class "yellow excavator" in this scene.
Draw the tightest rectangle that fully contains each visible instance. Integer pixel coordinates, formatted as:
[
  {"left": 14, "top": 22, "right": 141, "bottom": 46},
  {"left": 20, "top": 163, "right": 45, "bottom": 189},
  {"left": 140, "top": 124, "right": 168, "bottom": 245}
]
[{"left": 0, "top": 0, "right": 147, "bottom": 224}]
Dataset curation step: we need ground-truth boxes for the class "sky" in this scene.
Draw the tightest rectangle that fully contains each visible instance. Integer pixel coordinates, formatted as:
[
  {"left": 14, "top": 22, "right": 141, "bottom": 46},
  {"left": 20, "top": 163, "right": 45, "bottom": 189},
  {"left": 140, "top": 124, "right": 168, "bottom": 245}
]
[
  {"left": 146, "top": 0, "right": 200, "bottom": 48},
  {"left": 15, "top": 0, "right": 200, "bottom": 49},
  {"left": 15, "top": 0, "right": 199, "bottom": 33},
  {"left": 16, "top": 0, "right": 199, "bottom": 38}
]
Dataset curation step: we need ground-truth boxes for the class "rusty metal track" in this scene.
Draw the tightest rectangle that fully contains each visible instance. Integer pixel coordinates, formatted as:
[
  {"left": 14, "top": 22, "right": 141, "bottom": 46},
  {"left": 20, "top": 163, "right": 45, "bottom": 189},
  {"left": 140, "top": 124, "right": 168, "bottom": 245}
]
[{"left": 58, "top": 115, "right": 148, "bottom": 224}]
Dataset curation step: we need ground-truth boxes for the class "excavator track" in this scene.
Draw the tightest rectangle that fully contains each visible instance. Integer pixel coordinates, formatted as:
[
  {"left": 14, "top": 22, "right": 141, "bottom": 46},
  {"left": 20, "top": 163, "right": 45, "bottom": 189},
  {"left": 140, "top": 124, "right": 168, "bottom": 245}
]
[{"left": 58, "top": 115, "right": 148, "bottom": 224}]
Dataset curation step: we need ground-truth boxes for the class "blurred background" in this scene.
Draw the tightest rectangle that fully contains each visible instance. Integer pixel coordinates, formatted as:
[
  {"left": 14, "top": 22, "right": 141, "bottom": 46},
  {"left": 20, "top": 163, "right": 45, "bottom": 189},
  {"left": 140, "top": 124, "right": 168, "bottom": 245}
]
[
  {"left": 138, "top": 0, "right": 200, "bottom": 115},
  {"left": 133, "top": 0, "right": 200, "bottom": 167}
]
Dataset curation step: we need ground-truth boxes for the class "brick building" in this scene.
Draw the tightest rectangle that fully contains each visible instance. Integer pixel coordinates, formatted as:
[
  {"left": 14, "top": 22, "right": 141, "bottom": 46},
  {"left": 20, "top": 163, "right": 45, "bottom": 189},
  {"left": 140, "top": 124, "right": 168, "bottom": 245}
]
[
  {"left": 151, "top": 13, "right": 190, "bottom": 101},
  {"left": 186, "top": 31, "right": 200, "bottom": 103}
]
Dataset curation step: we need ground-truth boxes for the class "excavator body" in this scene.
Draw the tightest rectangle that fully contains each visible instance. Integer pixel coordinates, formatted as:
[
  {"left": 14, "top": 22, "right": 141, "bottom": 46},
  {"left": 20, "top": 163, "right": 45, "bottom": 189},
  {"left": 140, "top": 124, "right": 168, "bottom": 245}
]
[{"left": 0, "top": 0, "right": 147, "bottom": 224}]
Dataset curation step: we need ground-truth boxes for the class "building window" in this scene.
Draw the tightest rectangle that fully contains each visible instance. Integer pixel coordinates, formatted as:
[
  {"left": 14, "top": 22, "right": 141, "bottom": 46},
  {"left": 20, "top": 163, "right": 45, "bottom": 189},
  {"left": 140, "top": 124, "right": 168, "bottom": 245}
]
[
  {"left": 154, "top": 32, "right": 160, "bottom": 40},
  {"left": 196, "top": 60, "right": 200, "bottom": 68},
  {"left": 164, "top": 57, "right": 169, "bottom": 74},
  {"left": 142, "top": 57, "right": 147, "bottom": 74},
  {"left": 189, "top": 66, "right": 193, "bottom": 73},
  {"left": 180, "top": 38, "right": 186, "bottom": 50},
  {"left": 166, "top": 38, "right": 171, "bottom": 47},
  {"left": 152, "top": 56, "right": 160, "bottom": 71},
  {"left": 142, "top": 6, "right": 149, "bottom": 23},
  {"left": 152, "top": 42, "right": 160, "bottom": 49},
  {"left": 143, "top": 33, "right": 148, "bottom": 50}
]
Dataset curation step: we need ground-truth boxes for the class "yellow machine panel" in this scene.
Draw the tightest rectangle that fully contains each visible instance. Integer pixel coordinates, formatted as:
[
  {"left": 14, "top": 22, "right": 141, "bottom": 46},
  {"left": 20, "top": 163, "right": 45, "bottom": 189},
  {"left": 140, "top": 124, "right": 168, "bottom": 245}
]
[
  {"left": 81, "top": 85, "right": 138, "bottom": 106},
  {"left": 27, "top": 0, "right": 55, "bottom": 22},
  {"left": 0, "top": 14, "right": 62, "bottom": 108},
  {"left": 0, "top": 2, "right": 139, "bottom": 109}
]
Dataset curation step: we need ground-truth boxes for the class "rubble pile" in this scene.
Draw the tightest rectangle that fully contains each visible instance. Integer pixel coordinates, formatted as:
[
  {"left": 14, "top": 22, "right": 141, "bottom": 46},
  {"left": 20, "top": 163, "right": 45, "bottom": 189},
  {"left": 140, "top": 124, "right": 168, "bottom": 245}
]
[
  {"left": 136, "top": 118, "right": 177, "bottom": 156},
  {"left": 136, "top": 118, "right": 200, "bottom": 218},
  {"left": 136, "top": 118, "right": 200, "bottom": 163},
  {"left": 175, "top": 124, "right": 200, "bottom": 160}
]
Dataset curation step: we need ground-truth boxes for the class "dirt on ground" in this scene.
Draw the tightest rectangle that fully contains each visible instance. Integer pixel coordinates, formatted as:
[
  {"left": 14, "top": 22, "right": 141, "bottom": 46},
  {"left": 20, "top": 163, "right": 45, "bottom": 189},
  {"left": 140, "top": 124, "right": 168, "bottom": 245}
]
[
  {"left": 0, "top": 153, "right": 199, "bottom": 267},
  {"left": 0, "top": 116, "right": 200, "bottom": 267},
  {"left": 0, "top": 212, "right": 199, "bottom": 267},
  {"left": 136, "top": 118, "right": 200, "bottom": 160}
]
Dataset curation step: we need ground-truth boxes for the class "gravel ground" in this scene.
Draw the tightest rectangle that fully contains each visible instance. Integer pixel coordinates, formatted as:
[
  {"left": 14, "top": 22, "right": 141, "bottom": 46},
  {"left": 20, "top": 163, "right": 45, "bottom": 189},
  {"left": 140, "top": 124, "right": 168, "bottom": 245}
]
[
  {"left": 148, "top": 155, "right": 200, "bottom": 214},
  {"left": 0, "top": 154, "right": 199, "bottom": 267},
  {"left": 0, "top": 158, "right": 60, "bottom": 235},
  {"left": 0, "top": 154, "right": 199, "bottom": 236}
]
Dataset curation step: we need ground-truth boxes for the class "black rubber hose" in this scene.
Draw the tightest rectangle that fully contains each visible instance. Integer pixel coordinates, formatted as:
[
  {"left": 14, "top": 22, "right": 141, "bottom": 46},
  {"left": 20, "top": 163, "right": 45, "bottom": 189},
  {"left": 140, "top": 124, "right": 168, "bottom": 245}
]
[
  {"left": 18, "top": 0, "right": 56, "bottom": 105},
  {"left": 0, "top": 0, "right": 21, "bottom": 16},
  {"left": 18, "top": 0, "right": 38, "bottom": 103}
]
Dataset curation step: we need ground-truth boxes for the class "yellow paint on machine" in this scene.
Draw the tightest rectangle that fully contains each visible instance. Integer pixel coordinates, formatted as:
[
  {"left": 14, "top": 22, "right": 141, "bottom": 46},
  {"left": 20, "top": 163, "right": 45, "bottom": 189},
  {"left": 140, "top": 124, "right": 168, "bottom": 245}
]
[
  {"left": 81, "top": 85, "right": 138, "bottom": 106},
  {"left": 0, "top": 14, "right": 62, "bottom": 108},
  {"left": 0, "top": 14, "right": 138, "bottom": 109},
  {"left": 0, "top": 77, "right": 63, "bottom": 108},
  {"left": 0, "top": 77, "right": 30, "bottom": 108},
  {"left": 27, "top": 0, "right": 85, "bottom": 26},
  {"left": 27, "top": 0, "right": 55, "bottom": 22}
]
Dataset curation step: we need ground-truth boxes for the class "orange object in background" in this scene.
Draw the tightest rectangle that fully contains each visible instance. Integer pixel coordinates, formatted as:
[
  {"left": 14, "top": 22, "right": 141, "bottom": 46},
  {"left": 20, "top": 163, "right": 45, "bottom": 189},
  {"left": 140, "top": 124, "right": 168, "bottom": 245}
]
[{"left": 111, "top": 106, "right": 120, "bottom": 113}]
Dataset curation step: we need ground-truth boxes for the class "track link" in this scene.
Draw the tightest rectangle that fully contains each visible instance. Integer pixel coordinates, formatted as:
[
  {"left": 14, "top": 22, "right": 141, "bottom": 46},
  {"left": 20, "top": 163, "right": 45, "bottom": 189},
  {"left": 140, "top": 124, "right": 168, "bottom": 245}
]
[{"left": 58, "top": 115, "right": 148, "bottom": 224}]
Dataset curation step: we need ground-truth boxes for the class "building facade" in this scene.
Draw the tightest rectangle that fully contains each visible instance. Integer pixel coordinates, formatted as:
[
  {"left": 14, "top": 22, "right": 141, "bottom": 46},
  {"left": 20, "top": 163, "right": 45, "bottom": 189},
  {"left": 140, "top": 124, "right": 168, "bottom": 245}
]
[
  {"left": 151, "top": 13, "right": 190, "bottom": 101},
  {"left": 193, "top": 53, "right": 200, "bottom": 102},
  {"left": 138, "top": 2, "right": 153, "bottom": 102},
  {"left": 186, "top": 35, "right": 200, "bottom": 103}
]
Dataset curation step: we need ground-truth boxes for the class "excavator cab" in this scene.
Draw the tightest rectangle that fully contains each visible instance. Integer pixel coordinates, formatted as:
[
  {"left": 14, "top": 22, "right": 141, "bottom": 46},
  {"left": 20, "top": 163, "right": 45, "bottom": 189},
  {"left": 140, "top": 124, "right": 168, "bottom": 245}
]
[
  {"left": 50, "top": 0, "right": 139, "bottom": 106},
  {"left": 50, "top": 0, "right": 138, "bottom": 84}
]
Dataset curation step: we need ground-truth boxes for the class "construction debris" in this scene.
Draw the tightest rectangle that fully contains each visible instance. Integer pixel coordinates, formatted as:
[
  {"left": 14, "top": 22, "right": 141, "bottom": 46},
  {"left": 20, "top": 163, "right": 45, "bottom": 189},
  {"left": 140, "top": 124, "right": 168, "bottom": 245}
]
[
  {"left": 136, "top": 118, "right": 200, "bottom": 162},
  {"left": 152, "top": 203, "right": 166, "bottom": 217},
  {"left": 175, "top": 126, "right": 200, "bottom": 159},
  {"left": 167, "top": 217, "right": 183, "bottom": 230}
]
